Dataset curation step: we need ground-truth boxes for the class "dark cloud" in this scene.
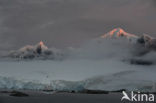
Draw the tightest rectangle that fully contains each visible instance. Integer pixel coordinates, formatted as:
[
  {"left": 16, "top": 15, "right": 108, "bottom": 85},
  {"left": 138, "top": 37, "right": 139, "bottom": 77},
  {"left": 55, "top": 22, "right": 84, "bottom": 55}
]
[{"left": 0, "top": 0, "right": 156, "bottom": 50}]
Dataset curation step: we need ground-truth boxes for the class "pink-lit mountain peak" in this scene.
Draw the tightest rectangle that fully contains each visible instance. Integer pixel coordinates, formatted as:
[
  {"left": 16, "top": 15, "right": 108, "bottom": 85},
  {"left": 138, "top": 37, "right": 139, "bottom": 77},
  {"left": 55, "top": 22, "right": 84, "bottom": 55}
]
[{"left": 101, "top": 28, "right": 137, "bottom": 38}]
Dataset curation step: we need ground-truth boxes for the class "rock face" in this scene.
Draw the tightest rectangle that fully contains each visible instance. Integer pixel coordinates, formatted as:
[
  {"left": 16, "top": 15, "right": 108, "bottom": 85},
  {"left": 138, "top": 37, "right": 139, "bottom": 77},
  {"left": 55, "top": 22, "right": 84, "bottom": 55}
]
[
  {"left": 143, "top": 34, "right": 156, "bottom": 51},
  {"left": 7, "top": 41, "right": 63, "bottom": 60}
]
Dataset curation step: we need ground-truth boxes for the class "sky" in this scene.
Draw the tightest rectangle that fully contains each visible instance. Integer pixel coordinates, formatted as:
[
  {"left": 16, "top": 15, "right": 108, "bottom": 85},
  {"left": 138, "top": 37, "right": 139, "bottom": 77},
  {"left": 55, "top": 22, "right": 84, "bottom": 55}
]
[
  {"left": 0, "top": 0, "right": 156, "bottom": 92},
  {"left": 0, "top": 0, "right": 156, "bottom": 50}
]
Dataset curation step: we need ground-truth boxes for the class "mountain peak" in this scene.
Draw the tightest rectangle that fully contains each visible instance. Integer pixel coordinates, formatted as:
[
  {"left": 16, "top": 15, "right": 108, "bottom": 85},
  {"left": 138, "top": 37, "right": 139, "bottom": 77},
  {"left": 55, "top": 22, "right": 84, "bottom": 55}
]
[
  {"left": 36, "top": 41, "right": 48, "bottom": 50},
  {"left": 101, "top": 28, "right": 125, "bottom": 38},
  {"left": 7, "top": 41, "right": 63, "bottom": 60},
  {"left": 39, "top": 41, "right": 44, "bottom": 46},
  {"left": 101, "top": 28, "right": 133, "bottom": 38},
  {"left": 101, "top": 28, "right": 139, "bottom": 43}
]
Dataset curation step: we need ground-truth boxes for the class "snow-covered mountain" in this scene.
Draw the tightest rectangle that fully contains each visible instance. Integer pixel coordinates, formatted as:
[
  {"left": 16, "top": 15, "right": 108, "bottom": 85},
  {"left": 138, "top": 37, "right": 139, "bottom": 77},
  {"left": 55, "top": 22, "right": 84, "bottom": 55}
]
[
  {"left": 101, "top": 28, "right": 156, "bottom": 51},
  {"left": 4, "top": 28, "right": 156, "bottom": 61},
  {"left": 7, "top": 41, "right": 63, "bottom": 60}
]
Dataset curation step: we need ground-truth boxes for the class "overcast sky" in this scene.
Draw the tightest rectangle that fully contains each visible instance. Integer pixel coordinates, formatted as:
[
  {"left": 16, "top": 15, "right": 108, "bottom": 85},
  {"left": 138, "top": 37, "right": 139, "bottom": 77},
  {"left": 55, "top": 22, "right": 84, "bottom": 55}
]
[{"left": 0, "top": 0, "right": 156, "bottom": 50}]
